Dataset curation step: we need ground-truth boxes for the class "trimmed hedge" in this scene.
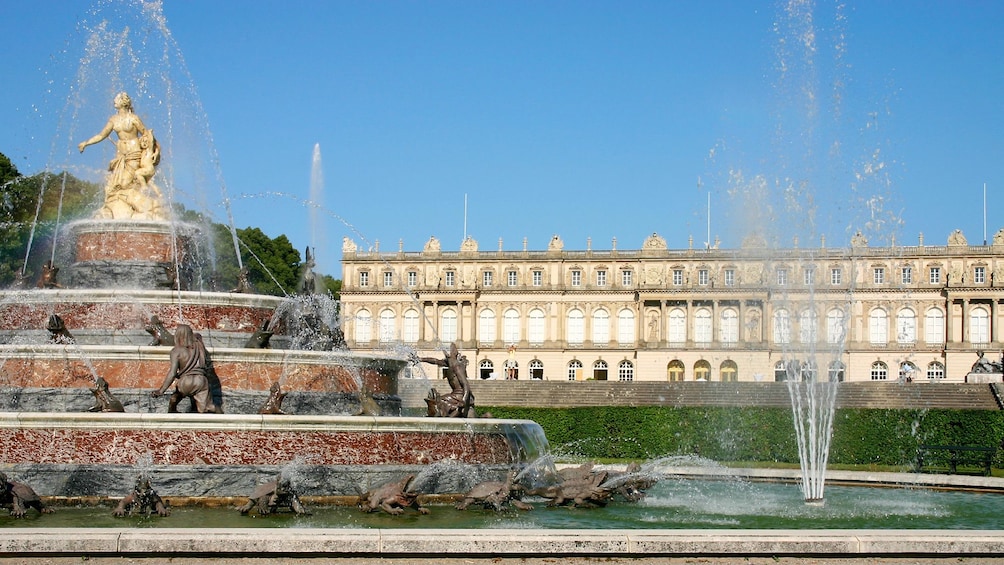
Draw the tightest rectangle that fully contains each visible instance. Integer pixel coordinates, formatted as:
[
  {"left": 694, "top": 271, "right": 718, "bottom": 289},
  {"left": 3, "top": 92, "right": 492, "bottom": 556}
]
[{"left": 485, "top": 405, "right": 1004, "bottom": 467}]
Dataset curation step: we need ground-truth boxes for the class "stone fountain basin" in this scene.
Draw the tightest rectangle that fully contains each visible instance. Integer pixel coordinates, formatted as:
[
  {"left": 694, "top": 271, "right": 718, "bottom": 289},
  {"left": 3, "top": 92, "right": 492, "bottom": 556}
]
[{"left": 0, "top": 412, "right": 547, "bottom": 498}]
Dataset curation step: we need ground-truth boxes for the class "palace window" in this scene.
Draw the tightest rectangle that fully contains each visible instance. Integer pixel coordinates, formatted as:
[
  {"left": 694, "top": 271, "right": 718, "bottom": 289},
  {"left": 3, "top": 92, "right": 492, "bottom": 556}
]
[
  {"left": 799, "top": 310, "right": 818, "bottom": 344},
  {"left": 355, "top": 309, "right": 372, "bottom": 343},
  {"left": 596, "top": 270, "right": 607, "bottom": 286},
  {"left": 720, "top": 360, "right": 738, "bottom": 382},
  {"left": 929, "top": 267, "right": 941, "bottom": 284},
  {"left": 695, "top": 308, "right": 712, "bottom": 345},
  {"left": 828, "top": 361, "right": 845, "bottom": 382},
  {"left": 925, "top": 309, "right": 945, "bottom": 345},
  {"left": 407, "top": 271, "right": 417, "bottom": 287},
  {"left": 901, "top": 266, "right": 912, "bottom": 284},
  {"left": 593, "top": 360, "right": 609, "bottom": 381},
  {"left": 668, "top": 309, "right": 686, "bottom": 344},
  {"left": 826, "top": 309, "right": 846, "bottom": 345},
  {"left": 870, "top": 361, "right": 888, "bottom": 380},
  {"left": 896, "top": 309, "right": 916, "bottom": 344},
  {"left": 667, "top": 360, "right": 685, "bottom": 381},
  {"left": 869, "top": 309, "right": 888, "bottom": 345},
  {"left": 673, "top": 269, "right": 684, "bottom": 286},
  {"left": 532, "top": 270, "right": 543, "bottom": 286},
  {"left": 974, "top": 266, "right": 986, "bottom": 284},
  {"left": 720, "top": 309, "right": 739, "bottom": 344},
  {"left": 571, "top": 270, "right": 582, "bottom": 287},
  {"left": 567, "top": 309, "right": 585, "bottom": 345},
  {"left": 927, "top": 361, "right": 946, "bottom": 380},
  {"left": 567, "top": 360, "right": 583, "bottom": 381},
  {"left": 592, "top": 309, "right": 610, "bottom": 345},
  {"left": 617, "top": 360, "right": 634, "bottom": 382},
  {"left": 503, "top": 308, "right": 520, "bottom": 343},
  {"left": 528, "top": 308, "right": 545, "bottom": 345},
  {"left": 621, "top": 269, "right": 632, "bottom": 287},
  {"left": 900, "top": 361, "right": 919, "bottom": 381},
  {"left": 773, "top": 309, "right": 791, "bottom": 344},
  {"left": 617, "top": 309, "right": 635, "bottom": 345},
  {"left": 359, "top": 272, "right": 369, "bottom": 287},
  {"left": 529, "top": 359, "right": 544, "bottom": 380},
  {"left": 507, "top": 271, "right": 518, "bottom": 287},
  {"left": 970, "top": 307, "right": 990, "bottom": 345},
  {"left": 724, "top": 268, "right": 735, "bottom": 287},
  {"left": 776, "top": 268, "right": 788, "bottom": 286},
  {"left": 803, "top": 267, "right": 815, "bottom": 285},
  {"left": 383, "top": 272, "right": 393, "bottom": 288},
  {"left": 479, "top": 359, "right": 494, "bottom": 380},
  {"left": 440, "top": 309, "right": 458, "bottom": 343},
  {"left": 698, "top": 269, "right": 709, "bottom": 286},
  {"left": 478, "top": 309, "right": 497, "bottom": 344},
  {"left": 378, "top": 309, "right": 396, "bottom": 342},
  {"left": 445, "top": 271, "right": 455, "bottom": 287},
  {"left": 694, "top": 360, "right": 711, "bottom": 381},
  {"left": 873, "top": 267, "right": 885, "bottom": 284},
  {"left": 830, "top": 267, "right": 842, "bottom": 285},
  {"left": 402, "top": 309, "right": 419, "bottom": 343},
  {"left": 482, "top": 271, "right": 493, "bottom": 287}
]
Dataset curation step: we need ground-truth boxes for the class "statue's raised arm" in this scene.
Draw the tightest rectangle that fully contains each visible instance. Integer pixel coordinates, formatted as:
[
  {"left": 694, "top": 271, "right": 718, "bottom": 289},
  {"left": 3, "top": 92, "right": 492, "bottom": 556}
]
[{"left": 78, "top": 92, "right": 166, "bottom": 220}]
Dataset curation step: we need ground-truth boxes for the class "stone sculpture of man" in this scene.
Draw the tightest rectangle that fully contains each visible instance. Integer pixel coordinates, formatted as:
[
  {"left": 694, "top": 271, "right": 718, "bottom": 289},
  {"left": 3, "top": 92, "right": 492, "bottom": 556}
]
[{"left": 78, "top": 92, "right": 166, "bottom": 220}]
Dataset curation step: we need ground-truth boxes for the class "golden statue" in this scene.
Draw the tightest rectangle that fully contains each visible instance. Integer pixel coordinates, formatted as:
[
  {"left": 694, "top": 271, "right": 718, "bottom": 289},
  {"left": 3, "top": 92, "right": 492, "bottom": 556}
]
[{"left": 78, "top": 92, "right": 167, "bottom": 220}]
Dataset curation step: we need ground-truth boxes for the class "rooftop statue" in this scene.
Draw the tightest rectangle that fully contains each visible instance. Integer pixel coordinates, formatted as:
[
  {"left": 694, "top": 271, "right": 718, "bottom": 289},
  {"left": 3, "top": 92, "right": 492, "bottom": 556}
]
[{"left": 78, "top": 92, "right": 167, "bottom": 220}]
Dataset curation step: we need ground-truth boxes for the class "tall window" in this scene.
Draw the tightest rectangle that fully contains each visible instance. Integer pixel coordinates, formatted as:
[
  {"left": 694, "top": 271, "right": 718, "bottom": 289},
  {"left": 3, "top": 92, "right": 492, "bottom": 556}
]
[
  {"left": 694, "top": 308, "right": 712, "bottom": 345},
  {"left": 617, "top": 309, "right": 635, "bottom": 345},
  {"left": 899, "top": 361, "right": 918, "bottom": 381},
  {"left": 617, "top": 360, "right": 634, "bottom": 381},
  {"left": 873, "top": 267, "right": 885, "bottom": 284},
  {"left": 669, "top": 309, "right": 686, "bottom": 344},
  {"left": 593, "top": 360, "right": 609, "bottom": 381},
  {"left": 901, "top": 266, "right": 912, "bottom": 284},
  {"left": 355, "top": 309, "right": 372, "bottom": 343},
  {"left": 532, "top": 270, "right": 543, "bottom": 286},
  {"left": 507, "top": 271, "right": 518, "bottom": 286},
  {"left": 378, "top": 309, "right": 396, "bottom": 342},
  {"left": 925, "top": 308, "right": 945, "bottom": 345},
  {"left": 799, "top": 309, "right": 818, "bottom": 344},
  {"left": 529, "top": 359, "right": 544, "bottom": 380},
  {"left": 567, "top": 309, "right": 585, "bottom": 345},
  {"left": 482, "top": 271, "right": 493, "bottom": 287},
  {"left": 596, "top": 270, "right": 607, "bottom": 286},
  {"left": 830, "top": 267, "right": 842, "bottom": 285},
  {"left": 673, "top": 269, "right": 683, "bottom": 286},
  {"left": 776, "top": 268, "right": 788, "bottom": 286},
  {"left": 383, "top": 272, "right": 393, "bottom": 287},
  {"left": 896, "top": 309, "right": 917, "bottom": 344},
  {"left": 479, "top": 359, "right": 494, "bottom": 380},
  {"left": 927, "top": 361, "right": 946, "bottom": 380},
  {"left": 870, "top": 361, "right": 888, "bottom": 380},
  {"left": 478, "top": 309, "right": 497, "bottom": 344},
  {"left": 621, "top": 270, "right": 632, "bottom": 286},
  {"left": 828, "top": 361, "right": 845, "bottom": 382},
  {"left": 503, "top": 308, "right": 520, "bottom": 344},
  {"left": 773, "top": 309, "right": 791, "bottom": 344},
  {"left": 402, "top": 309, "right": 419, "bottom": 343},
  {"left": 698, "top": 269, "right": 709, "bottom": 286},
  {"left": 571, "top": 270, "right": 582, "bottom": 287},
  {"left": 528, "top": 308, "right": 545, "bottom": 345},
  {"left": 445, "top": 271, "right": 455, "bottom": 287},
  {"left": 724, "top": 269, "right": 735, "bottom": 287},
  {"left": 803, "top": 267, "right": 815, "bottom": 285},
  {"left": 970, "top": 307, "right": 990, "bottom": 345},
  {"left": 407, "top": 271, "right": 417, "bottom": 287},
  {"left": 567, "top": 360, "right": 583, "bottom": 381},
  {"left": 929, "top": 267, "right": 941, "bottom": 284},
  {"left": 592, "top": 309, "right": 610, "bottom": 345},
  {"left": 720, "top": 360, "right": 738, "bottom": 382},
  {"left": 974, "top": 266, "right": 986, "bottom": 284},
  {"left": 869, "top": 308, "right": 888, "bottom": 345},
  {"left": 694, "top": 360, "right": 711, "bottom": 381},
  {"left": 826, "top": 308, "right": 846, "bottom": 344},
  {"left": 359, "top": 272, "right": 369, "bottom": 287},
  {"left": 720, "top": 309, "right": 739, "bottom": 344},
  {"left": 440, "top": 309, "right": 458, "bottom": 343}
]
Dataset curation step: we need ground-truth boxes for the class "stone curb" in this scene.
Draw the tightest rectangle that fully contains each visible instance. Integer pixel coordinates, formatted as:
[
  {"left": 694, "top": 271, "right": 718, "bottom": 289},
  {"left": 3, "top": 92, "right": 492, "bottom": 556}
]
[{"left": 2, "top": 529, "right": 1004, "bottom": 557}]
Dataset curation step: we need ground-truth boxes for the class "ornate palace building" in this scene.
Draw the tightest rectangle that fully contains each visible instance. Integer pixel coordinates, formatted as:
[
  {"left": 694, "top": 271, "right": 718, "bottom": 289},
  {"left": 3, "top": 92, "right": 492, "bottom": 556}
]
[{"left": 339, "top": 228, "right": 1004, "bottom": 383}]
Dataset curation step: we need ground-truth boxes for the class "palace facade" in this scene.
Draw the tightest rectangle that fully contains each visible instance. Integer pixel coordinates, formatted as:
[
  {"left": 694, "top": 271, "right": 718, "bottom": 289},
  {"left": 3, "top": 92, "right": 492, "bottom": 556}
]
[{"left": 339, "top": 228, "right": 1004, "bottom": 383}]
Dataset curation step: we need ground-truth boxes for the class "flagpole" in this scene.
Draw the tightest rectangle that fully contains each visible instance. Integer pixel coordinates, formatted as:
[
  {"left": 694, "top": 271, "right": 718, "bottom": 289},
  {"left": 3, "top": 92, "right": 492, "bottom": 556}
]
[{"left": 983, "top": 183, "right": 987, "bottom": 245}]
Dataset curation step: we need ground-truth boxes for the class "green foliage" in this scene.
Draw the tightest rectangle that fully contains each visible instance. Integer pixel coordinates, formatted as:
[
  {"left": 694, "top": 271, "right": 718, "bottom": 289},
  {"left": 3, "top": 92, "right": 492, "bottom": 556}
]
[
  {"left": 232, "top": 227, "right": 301, "bottom": 296},
  {"left": 484, "top": 406, "right": 1004, "bottom": 467}
]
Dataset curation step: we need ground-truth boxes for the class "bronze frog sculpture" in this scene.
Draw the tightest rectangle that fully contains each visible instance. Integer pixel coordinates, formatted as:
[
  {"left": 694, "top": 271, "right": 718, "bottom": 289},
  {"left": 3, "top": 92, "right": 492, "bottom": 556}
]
[
  {"left": 0, "top": 473, "right": 53, "bottom": 518},
  {"left": 238, "top": 476, "right": 309, "bottom": 516},
  {"left": 113, "top": 476, "right": 169, "bottom": 517},
  {"left": 455, "top": 471, "right": 532, "bottom": 512},
  {"left": 358, "top": 475, "right": 429, "bottom": 515},
  {"left": 88, "top": 377, "right": 125, "bottom": 412}
]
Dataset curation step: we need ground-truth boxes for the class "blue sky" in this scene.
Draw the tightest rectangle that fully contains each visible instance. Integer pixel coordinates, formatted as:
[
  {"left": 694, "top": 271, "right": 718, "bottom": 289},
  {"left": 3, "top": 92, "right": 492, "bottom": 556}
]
[{"left": 1, "top": 1, "right": 1002, "bottom": 276}]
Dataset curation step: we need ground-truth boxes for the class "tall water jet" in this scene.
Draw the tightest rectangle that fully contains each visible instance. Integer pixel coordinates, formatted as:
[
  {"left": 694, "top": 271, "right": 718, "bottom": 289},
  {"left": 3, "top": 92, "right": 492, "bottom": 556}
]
[{"left": 308, "top": 143, "right": 326, "bottom": 273}]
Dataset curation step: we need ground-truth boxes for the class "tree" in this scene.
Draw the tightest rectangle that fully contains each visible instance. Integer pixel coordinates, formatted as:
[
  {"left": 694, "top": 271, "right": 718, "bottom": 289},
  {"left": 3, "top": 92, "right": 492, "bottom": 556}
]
[{"left": 233, "top": 227, "right": 301, "bottom": 296}]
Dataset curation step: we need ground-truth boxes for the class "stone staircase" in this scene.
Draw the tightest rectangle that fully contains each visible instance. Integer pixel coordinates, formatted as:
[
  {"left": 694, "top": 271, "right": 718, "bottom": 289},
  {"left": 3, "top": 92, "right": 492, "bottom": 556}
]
[{"left": 398, "top": 379, "right": 1002, "bottom": 411}]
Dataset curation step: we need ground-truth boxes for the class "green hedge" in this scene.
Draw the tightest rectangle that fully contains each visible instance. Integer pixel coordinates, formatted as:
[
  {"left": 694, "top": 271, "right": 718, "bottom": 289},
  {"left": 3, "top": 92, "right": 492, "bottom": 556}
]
[{"left": 485, "top": 406, "right": 1004, "bottom": 467}]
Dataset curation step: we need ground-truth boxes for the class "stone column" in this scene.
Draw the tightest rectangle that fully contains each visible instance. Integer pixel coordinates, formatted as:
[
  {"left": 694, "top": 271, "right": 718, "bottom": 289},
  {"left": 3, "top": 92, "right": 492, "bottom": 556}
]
[{"left": 962, "top": 298, "right": 970, "bottom": 345}]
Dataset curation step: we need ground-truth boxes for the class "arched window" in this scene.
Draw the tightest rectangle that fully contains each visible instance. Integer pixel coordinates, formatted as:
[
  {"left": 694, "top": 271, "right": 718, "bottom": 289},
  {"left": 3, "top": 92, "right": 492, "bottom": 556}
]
[
  {"left": 668, "top": 309, "right": 687, "bottom": 344},
  {"left": 378, "top": 309, "right": 396, "bottom": 343},
  {"left": 567, "top": 359, "right": 583, "bottom": 381},
  {"left": 869, "top": 308, "right": 888, "bottom": 345},
  {"left": 694, "top": 360, "right": 711, "bottom": 381},
  {"left": 720, "top": 360, "right": 738, "bottom": 382},
  {"left": 667, "top": 360, "right": 685, "bottom": 381},
  {"left": 592, "top": 309, "right": 609, "bottom": 345},
  {"left": 896, "top": 309, "right": 917, "bottom": 344},
  {"left": 567, "top": 309, "right": 584, "bottom": 345},
  {"left": 402, "top": 309, "right": 419, "bottom": 343},
  {"left": 440, "top": 309, "right": 458, "bottom": 344},
  {"left": 828, "top": 361, "right": 845, "bottom": 382},
  {"left": 617, "top": 360, "right": 634, "bottom": 382},
  {"left": 773, "top": 309, "right": 791, "bottom": 344},
  {"left": 899, "top": 361, "right": 918, "bottom": 381},
  {"left": 826, "top": 308, "right": 846, "bottom": 345},
  {"left": 774, "top": 360, "right": 788, "bottom": 382},
  {"left": 694, "top": 308, "right": 712, "bottom": 345},
  {"left": 478, "top": 309, "right": 496, "bottom": 344},
  {"left": 799, "top": 309, "right": 817, "bottom": 344},
  {"left": 970, "top": 307, "right": 990, "bottom": 345},
  {"left": 617, "top": 309, "right": 635, "bottom": 345},
  {"left": 720, "top": 309, "right": 738, "bottom": 344},
  {"left": 870, "top": 361, "right": 888, "bottom": 380},
  {"left": 479, "top": 359, "right": 494, "bottom": 380},
  {"left": 503, "top": 308, "right": 520, "bottom": 344},
  {"left": 926, "top": 361, "right": 945, "bottom": 380},
  {"left": 529, "top": 359, "right": 544, "bottom": 380},
  {"left": 355, "top": 309, "right": 372, "bottom": 343},
  {"left": 528, "top": 308, "right": 545, "bottom": 345},
  {"left": 801, "top": 360, "right": 818, "bottom": 381},
  {"left": 925, "top": 308, "right": 945, "bottom": 345},
  {"left": 593, "top": 360, "right": 609, "bottom": 381}
]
